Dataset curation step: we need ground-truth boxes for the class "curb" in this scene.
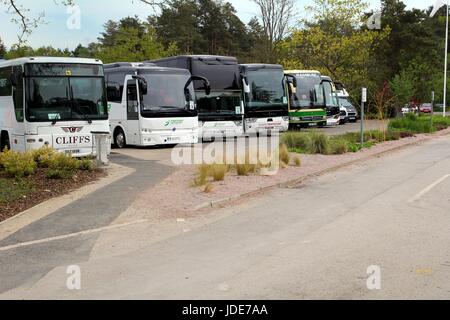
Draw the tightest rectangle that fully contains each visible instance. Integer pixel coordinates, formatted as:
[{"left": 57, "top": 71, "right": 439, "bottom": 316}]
[{"left": 193, "top": 129, "right": 450, "bottom": 211}]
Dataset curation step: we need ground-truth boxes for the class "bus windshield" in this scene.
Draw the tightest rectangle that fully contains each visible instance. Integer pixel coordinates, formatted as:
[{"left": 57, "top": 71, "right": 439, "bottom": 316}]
[
  {"left": 290, "top": 73, "right": 324, "bottom": 109},
  {"left": 140, "top": 73, "right": 195, "bottom": 117},
  {"left": 196, "top": 91, "right": 242, "bottom": 116},
  {"left": 191, "top": 59, "right": 240, "bottom": 91},
  {"left": 323, "top": 81, "right": 338, "bottom": 107},
  {"left": 26, "top": 77, "right": 108, "bottom": 122},
  {"left": 246, "top": 69, "right": 287, "bottom": 109}
]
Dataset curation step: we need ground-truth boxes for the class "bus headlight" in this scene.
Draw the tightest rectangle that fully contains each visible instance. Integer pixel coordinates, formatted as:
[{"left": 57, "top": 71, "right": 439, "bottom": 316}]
[
  {"left": 234, "top": 120, "right": 243, "bottom": 126},
  {"left": 246, "top": 118, "right": 257, "bottom": 123},
  {"left": 282, "top": 116, "right": 290, "bottom": 122},
  {"left": 290, "top": 117, "right": 300, "bottom": 121}
]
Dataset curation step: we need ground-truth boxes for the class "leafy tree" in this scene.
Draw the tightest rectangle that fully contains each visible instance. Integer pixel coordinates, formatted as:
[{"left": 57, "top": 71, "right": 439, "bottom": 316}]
[
  {"left": 151, "top": 0, "right": 204, "bottom": 54},
  {"left": 93, "top": 17, "right": 177, "bottom": 63},
  {"left": 281, "top": 0, "right": 389, "bottom": 96},
  {"left": 389, "top": 70, "right": 416, "bottom": 111},
  {"left": 0, "top": 37, "right": 6, "bottom": 57},
  {"left": 5, "top": 45, "right": 72, "bottom": 59}
]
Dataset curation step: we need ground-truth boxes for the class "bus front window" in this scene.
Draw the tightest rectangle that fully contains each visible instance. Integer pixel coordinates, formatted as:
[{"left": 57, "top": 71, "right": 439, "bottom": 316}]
[
  {"left": 25, "top": 63, "right": 107, "bottom": 122},
  {"left": 290, "top": 74, "right": 324, "bottom": 109},
  {"left": 246, "top": 70, "right": 287, "bottom": 109},
  {"left": 140, "top": 73, "right": 196, "bottom": 117}
]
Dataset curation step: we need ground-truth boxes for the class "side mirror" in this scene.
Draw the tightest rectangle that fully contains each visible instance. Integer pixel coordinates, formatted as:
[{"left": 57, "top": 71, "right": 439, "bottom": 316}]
[
  {"left": 132, "top": 75, "right": 148, "bottom": 95},
  {"left": 242, "top": 76, "right": 251, "bottom": 94},
  {"left": 187, "top": 75, "right": 211, "bottom": 96}
]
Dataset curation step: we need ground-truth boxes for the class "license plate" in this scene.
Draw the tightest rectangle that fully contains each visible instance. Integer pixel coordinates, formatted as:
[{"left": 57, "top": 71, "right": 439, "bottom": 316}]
[
  {"left": 65, "top": 149, "right": 80, "bottom": 155},
  {"left": 167, "top": 137, "right": 181, "bottom": 142}
]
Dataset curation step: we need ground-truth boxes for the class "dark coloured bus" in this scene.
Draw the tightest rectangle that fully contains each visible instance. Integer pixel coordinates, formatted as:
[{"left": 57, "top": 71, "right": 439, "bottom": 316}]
[{"left": 149, "top": 55, "right": 244, "bottom": 139}]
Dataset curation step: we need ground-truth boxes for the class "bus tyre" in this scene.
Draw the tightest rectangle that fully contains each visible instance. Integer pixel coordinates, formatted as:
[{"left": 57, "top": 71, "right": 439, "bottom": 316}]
[
  {"left": 114, "top": 129, "right": 126, "bottom": 149},
  {"left": 0, "top": 132, "right": 10, "bottom": 152}
]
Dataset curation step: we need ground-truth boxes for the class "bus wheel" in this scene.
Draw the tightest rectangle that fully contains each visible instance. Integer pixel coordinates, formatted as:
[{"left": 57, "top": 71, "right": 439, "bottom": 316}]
[
  {"left": 0, "top": 132, "right": 10, "bottom": 152},
  {"left": 114, "top": 129, "right": 126, "bottom": 149}
]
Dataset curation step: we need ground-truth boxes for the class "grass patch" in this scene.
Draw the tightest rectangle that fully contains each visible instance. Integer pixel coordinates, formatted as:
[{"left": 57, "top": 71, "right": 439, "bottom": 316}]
[
  {"left": 0, "top": 178, "right": 33, "bottom": 205},
  {"left": 388, "top": 114, "right": 450, "bottom": 134}
]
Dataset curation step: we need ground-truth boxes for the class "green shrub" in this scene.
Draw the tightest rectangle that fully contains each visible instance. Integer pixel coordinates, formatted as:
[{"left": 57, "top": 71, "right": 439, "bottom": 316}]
[
  {"left": 46, "top": 153, "right": 79, "bottom": 179},
  {"left": 365, "top": 130, "right": 385, "bottom": 143},
  {"left": 432, "top": 116, "right": 450, "bottom": 130},
  {"left": 347, "top": 142, "right": 361, "bottom": 153},
  {"left": 306, "top": 131, "right": 330, "bottom": 154},
  {"left": 330, "top": 138, "right": 349, "bottom": 154},
  {"left": 281, "top": 132, "right": 311, "bottom": 152},
  {"left": 32, "top": 146, "right": 57, "bottom": 168},
  {"left": 388, "top": 116, "right": 433, "bottom": 134},
  {"left": 0, "top": 149, "right": 37, "bottom": 178},
  {"left": 294, "top": 156, "right": 301, "bottom": 167},
  {"left": 78, "top": 159, "right": 95, "bottom": 171},
  {"left": 386, "top": 130, "right": 401, "bottom": 141}
]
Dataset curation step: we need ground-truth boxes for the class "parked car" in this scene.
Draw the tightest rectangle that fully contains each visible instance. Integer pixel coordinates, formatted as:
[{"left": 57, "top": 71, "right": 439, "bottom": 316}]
[
  {"left": 338, "top": 97, "right": 359, "bottom": 122},
  {"left": 339, "top": 106, "right": 348, "bottom": 125},
  {"left": 402, "top": 104, "right": 418, "bottom": 115},
  {"left": 419, "top": 103, "right": 433, "bottom": 114}
]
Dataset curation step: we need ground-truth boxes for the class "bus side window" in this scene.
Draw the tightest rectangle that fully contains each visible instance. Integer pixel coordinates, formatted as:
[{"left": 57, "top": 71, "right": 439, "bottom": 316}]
[
  {"left": 12, "top": 66, "right": 24, "bottom": 123},
  {"left": 126, "top": 80, "right": 139, "bottom": 120}
]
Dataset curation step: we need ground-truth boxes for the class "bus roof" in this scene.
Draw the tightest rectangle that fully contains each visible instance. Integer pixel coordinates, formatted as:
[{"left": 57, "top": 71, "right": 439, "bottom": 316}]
[
  {"left": 149, "top": 55, "right": 238, "bottom": 67},
  {"left": 284, "top": 70, "right": 321, "bottom": 75},
  {"left": 240, "top": 64, "right": 283, "bottom": 71},
  {"left": 321, "top": 75, "right": 333, "bottom": 82},
  {"left": 104, "top": 62, "right": 190, "bottom": 75},
  {"left": 0, "top": 56, "right": 103, "bottom": 68}
]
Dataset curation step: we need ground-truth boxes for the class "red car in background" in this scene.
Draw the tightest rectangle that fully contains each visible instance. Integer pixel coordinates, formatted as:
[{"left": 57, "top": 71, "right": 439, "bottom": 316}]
[{"left": 419, "top": 103, "right": 433, "bottom": 113}]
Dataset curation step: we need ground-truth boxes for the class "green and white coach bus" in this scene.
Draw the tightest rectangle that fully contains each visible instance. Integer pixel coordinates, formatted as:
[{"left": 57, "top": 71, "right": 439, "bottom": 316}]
[{"left": 284, "top": 70, "right": 327, "bottom": 128}]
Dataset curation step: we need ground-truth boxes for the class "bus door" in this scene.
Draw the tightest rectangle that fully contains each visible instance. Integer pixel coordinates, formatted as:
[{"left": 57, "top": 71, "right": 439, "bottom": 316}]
[{"left": 125, "top": 78, "right": 140, "bottom": 145}]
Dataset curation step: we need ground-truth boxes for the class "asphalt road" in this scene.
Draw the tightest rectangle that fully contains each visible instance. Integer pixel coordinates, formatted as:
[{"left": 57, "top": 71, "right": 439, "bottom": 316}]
[
  {"left": 1, "top": 133, "right": 449, "bottom": 299},
  {"left": 314, "top": 119, "right": 387, "bottom": 136}
]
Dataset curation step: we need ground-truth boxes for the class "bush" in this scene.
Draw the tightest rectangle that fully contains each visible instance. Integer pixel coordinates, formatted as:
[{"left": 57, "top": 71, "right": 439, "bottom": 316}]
[
  {"left": 386, "top": 130, "right": 401, "bottom": 141},
  {"left": 365, "top": 130, "right": 385, "bottom": 143},
  {"left": 78, "top": 159, "right": 95, "bottom": 171},
  {"left": 32, "top": 146, "right": 56, "bottom": 168},
  {"left": 281, "top": 132, "right": 311, "bottom": 152},
  {"left": 46, "top": 153, "right": 79, "bottom": 179},
  {"left": 193, "top": 164, "right": 209, "bottom": 187},
  {"left": 0, "top": 149, "right": 36, "bottom": 178},
  {"left": 279, "top": 143, "right": 290, "bottom": 166},
  {"left": 388, "top": 116, "right": 433, "bottom": 134},
  {"left": 209, "top": 164, "right": 228, "bottom": 182},
  {"left": 347, "top": 142, "right": 361, "bottom": 153},
  {"left": 330, "top": 138, "right": 349, "bottom": 154},
  {"left": 193, "top": 163, "right": 229, "bottom": 186},
  {"left": 306, "top": 131, "right": 330, "bottom": 154},
  {"left": 294, "top": 156, "right": 301, "bottom": 167}
]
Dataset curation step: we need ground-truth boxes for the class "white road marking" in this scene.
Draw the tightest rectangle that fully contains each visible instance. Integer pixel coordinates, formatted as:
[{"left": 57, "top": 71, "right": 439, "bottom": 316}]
[
  {"left": 408, "top": 174, "right": 450, "bottom": 203},
  {"left": 0, "top": 219, "right": 148, "bottom": 252}
]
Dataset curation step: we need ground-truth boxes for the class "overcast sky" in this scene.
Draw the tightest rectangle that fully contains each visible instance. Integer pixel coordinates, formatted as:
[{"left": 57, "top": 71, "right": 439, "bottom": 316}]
[{"left": 0, "top": 0, "right": 433, "bottom": 50}]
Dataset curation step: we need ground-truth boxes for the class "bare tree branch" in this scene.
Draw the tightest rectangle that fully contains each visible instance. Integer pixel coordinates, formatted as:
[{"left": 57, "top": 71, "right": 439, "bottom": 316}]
[
  {"left": 251, "top": 0, "right": 295, "bottom": 62},
  {"left": 1, "top": 0, "right": 167, "bottom": 44}
]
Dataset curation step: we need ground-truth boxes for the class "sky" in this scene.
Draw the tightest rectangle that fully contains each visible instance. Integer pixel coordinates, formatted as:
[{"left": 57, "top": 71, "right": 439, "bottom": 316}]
[{"left": 0, "top": 0, "right": 434, "bottom": 50}]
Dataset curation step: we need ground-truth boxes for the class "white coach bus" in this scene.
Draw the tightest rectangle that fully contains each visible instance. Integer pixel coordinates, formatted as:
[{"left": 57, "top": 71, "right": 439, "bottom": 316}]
[
  {"left": 105, "top": 62, "right": 210, "bottom": 147},
  {"left": 0, "top": 57, "right": 109, "bottom": 156}
]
